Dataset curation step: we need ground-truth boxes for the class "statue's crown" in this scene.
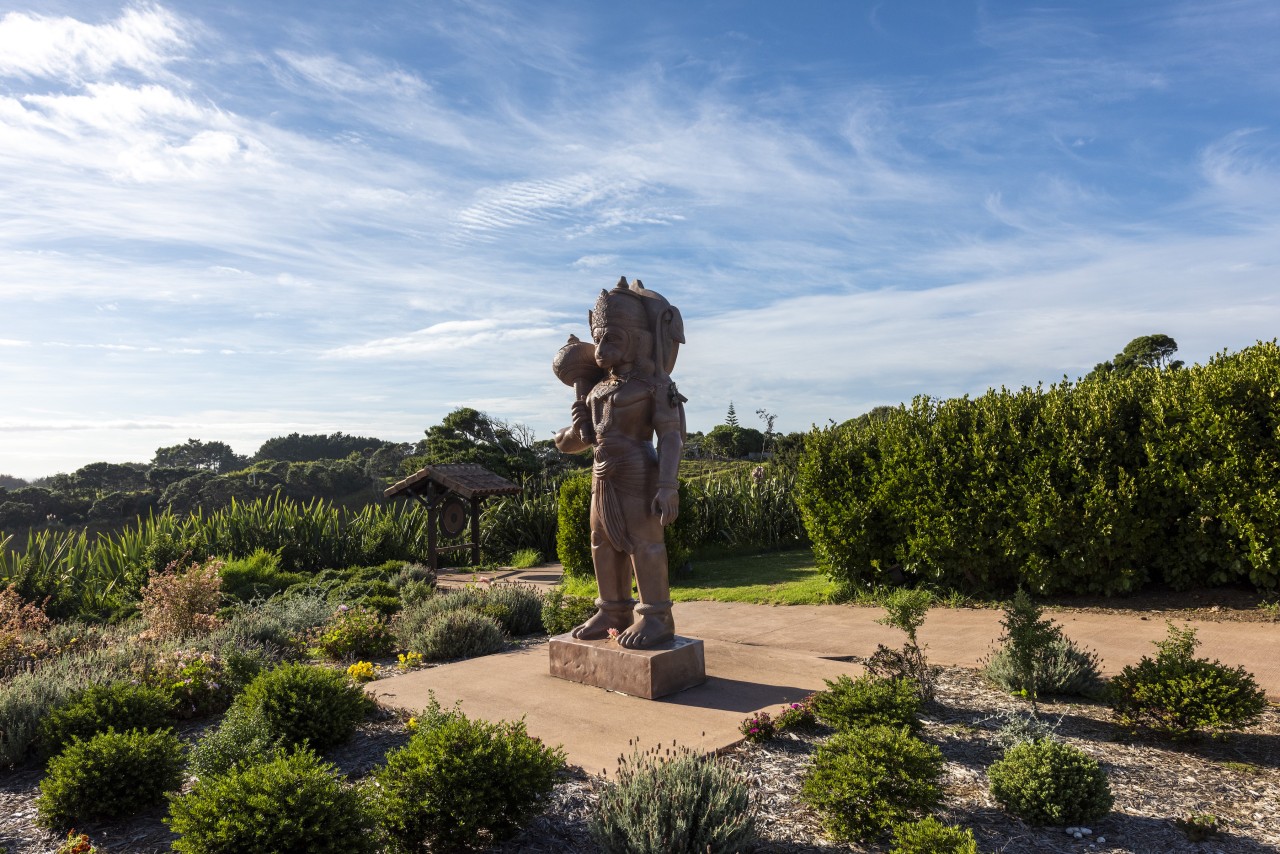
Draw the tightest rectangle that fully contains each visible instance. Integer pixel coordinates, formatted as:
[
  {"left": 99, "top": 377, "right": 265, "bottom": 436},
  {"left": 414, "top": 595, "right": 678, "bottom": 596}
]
[{"left": 590, "top": 277, "right": 649, "bottom": 333}]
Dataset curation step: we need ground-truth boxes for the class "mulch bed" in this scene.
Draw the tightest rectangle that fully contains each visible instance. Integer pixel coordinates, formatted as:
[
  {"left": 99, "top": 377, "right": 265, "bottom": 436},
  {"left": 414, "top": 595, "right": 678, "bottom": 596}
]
[{"left": 3, "top": 651, "right": 1277, "bottom": 852}]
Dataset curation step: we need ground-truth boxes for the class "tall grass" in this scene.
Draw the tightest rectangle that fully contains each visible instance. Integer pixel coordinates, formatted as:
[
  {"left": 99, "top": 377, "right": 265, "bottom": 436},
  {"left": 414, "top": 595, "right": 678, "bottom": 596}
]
[
  {"left": 686, "top": 467, "right": 807, "bottom": 555},
  {"left": 0, "top": 496, "right": 433, "bottom": 620}
]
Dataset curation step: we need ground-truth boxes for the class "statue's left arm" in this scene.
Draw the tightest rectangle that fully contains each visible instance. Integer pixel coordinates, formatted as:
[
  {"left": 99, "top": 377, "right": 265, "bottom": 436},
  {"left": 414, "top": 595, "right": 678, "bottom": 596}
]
[{"left": 651, "top": 385, "right": 685, "bottom": 526}]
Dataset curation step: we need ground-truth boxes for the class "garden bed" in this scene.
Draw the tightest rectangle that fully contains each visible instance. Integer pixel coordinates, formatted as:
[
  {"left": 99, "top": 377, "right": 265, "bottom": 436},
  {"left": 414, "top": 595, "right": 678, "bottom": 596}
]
[{"left": 3, "top": 661, "right": 1276, "bottom": 853}]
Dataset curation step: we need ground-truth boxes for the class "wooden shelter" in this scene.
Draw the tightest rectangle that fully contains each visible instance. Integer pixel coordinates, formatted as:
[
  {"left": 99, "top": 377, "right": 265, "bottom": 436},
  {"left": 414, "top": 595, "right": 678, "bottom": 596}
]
[{"left": 384, "top": 464, "right": 522, "bottom": 570}]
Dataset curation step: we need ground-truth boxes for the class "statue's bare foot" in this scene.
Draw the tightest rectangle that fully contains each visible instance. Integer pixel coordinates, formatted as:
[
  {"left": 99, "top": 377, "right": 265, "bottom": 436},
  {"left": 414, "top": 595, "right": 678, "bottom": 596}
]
[
  {"left": 571, "top": 607, "right": 629, "bottom": 640},
  {"left": 616, "top": 614, "right": 675, "bottom": 649}
]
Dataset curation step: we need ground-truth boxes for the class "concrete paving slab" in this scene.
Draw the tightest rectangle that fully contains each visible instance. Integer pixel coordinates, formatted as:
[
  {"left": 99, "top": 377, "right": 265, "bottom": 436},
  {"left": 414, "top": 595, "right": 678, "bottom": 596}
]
[
  {"left": 368, "top": 639, "right": 862, "bottom": 776},
  {"left": 674, "top": 601, "right": 1280, "bottom": 699}
]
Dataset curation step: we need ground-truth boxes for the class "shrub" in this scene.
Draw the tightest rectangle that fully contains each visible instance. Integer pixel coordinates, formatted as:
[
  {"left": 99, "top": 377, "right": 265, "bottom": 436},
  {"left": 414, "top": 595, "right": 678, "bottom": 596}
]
[
  {"left": 556, "top": 471, "right": 594, "bottom": 577},
  {"left": 484, "top": 583, "right": 545, "bottom": 635},
  {"left": 866, "top": 588, "right": 937, "bottom": 701},
  {"left": 984, "top": 590, "right": 1103, "bottom": 705},
  {"left": 774, "top": 696, "right": 820, "bottom": 733},
  {"left": 40, "top": 682, "right": 175, "bottom": 760},
  {"left": 812, "top": 674, "right": 921, "bottom": 733},
  {"left": 987, "top": 738, "right": 1113, "bottom": 826},
  {"left": 1107, "top": 622, "right": 1266, "bottom": 739},
  {"left": 590, "top": 743, "right": 755, "bottom": 854},
  {"left": 0, "top": 584, "right": 51, "bottom": 634},
  {"left": 216, "top": 589, "right": 330, "bottom": 655},
  {"left": 990, "top": 709, "right": 1062, "bottom": 749},
  {"left": 394, "top": 587, "right": 486, "bottom": 645},
  {"left": 314, "top": 605, "right": 394, "bottom": 659},
  {"left": 36, "top": 728, "right": 184, "bottom": 829},
  {"left": 218, "top": 549, "right": 306, "bottom": 602},
  {"left": 140, "top": 558, "right": 223, "bottom": 640},
  {"left": 234, "top": 662, "right": 372, "bottom": 751},
  {"left": 739, "top": 711, "right": 775, "bottom": 743},
  {"left": 801, "top": 725, "right": 944, "bottom": 842},
  {"left": 541, "top": 590, "right": 597, "bottom": 635},
  {"left": 891, "top": 817, "right": 978, "bottom": 853},
  {"left": 54, "top": 830, "right": 98, "bottom": 854},
  {"left": 985, "top": 636, "right": 1104, "bottom": 700},
  {"left": 0, "top": 644, "right": 138, "bottom": 767},
  {"left": 187, "top": 701, "right": 284, "bottom": 780},
  {"left": 136, "top": 650, "right": 233, "bottom": 719},
  {"left": 420, "top": 609, "right": 506, "bottom": 662},
  {"left": 169, "top": 746, "right": 379, "bottom": 854},
  {"left": 373, "top": 705, "right": 566, "bottom": 852}
]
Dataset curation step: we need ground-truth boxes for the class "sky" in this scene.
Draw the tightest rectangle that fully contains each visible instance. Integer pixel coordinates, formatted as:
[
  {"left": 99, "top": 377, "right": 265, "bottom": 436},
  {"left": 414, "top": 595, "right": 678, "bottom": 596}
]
[{"left": 1, "top": 1, "right": 1278, "bottom": 479}]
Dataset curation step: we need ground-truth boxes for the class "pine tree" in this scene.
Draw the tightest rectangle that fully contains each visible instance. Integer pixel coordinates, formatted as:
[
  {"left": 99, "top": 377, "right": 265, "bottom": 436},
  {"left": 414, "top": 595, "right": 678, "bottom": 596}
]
[{"left": 725, "top": 401, "right": 739, "bottom": 427}]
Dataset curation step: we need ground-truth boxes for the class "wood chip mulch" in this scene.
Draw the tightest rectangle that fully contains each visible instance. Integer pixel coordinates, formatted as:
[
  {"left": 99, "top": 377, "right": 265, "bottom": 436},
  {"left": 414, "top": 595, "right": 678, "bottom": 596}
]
[{"left": 3, "top": 666, "right": 1277, "bottom": 853}]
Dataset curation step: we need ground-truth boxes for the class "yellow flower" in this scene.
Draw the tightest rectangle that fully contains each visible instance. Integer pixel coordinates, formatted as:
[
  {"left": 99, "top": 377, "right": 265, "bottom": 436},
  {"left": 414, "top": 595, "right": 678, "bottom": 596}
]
[
  {"left": 346, "top": 661, "right": 376, "bottom": 683},
  {"left": 406, "top": 716, "right": 419, "bottom": 731},
  {"left": 397, "top": 651, "right": 423, "bottom": 670}
]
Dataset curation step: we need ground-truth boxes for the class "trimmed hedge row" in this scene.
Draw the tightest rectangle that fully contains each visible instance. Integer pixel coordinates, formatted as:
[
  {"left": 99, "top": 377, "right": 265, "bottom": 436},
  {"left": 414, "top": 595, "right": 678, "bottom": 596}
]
[{"left": 798, "top": 341, "right": 1280, "bottom": 595}]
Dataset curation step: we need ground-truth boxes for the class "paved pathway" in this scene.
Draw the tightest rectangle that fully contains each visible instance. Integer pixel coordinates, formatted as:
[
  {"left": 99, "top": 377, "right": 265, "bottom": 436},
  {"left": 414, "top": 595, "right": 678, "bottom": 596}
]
[{"left": 375, "top": 564, "right": 1279, "bottom": 772}]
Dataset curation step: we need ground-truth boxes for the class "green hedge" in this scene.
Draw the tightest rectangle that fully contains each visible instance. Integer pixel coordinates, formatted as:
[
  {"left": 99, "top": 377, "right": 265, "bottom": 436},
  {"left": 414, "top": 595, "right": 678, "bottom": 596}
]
[{"left": 798, "top": 341, "right": 1280, "bottom": 595}]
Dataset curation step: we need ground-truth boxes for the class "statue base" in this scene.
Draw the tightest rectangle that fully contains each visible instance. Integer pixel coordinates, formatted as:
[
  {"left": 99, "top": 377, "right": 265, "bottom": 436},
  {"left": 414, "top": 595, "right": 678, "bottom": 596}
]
[{"left": 548, "top": 633, "right": 706, "bottom": 700}]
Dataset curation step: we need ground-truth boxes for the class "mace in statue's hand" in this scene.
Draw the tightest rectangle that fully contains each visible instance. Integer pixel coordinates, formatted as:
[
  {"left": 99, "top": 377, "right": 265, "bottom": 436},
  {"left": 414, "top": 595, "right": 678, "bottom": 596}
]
[
  {"left": 652, "top": 485, "right": 679, "bottom": 526},
  {"left": 570, "top": 399, "right": 595, "bottom": 446}
]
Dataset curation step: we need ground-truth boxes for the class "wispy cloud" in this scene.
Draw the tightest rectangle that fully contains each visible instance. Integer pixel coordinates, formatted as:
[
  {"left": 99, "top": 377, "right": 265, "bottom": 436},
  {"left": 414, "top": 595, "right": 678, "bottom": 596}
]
[{"left": 0, "top": 4, "right": 186, "bottom": 81}]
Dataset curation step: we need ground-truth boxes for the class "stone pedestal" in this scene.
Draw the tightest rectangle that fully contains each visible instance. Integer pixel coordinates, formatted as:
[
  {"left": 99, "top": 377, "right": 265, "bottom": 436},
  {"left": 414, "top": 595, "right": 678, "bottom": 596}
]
[{"left": 549, "top": 633, "right": 706, "bottom": 700}]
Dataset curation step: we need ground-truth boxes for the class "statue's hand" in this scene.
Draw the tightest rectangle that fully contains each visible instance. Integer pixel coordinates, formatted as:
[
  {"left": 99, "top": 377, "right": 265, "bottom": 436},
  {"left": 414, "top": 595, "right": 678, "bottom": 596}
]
[
  {"left": 570, "top": 400, "right": 595, "bottom": 445},
  {"left": 652, "top": 486, "right": 679, "bottom": 526}
]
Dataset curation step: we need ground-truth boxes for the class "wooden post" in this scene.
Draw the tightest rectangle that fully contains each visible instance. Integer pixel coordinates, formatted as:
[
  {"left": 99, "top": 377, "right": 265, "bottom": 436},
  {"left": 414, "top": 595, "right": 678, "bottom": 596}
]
[
  {"left": 470, "top": 496, "right": 481, "bottom": 567},
  {"left": 428, "top": 504, "right": 439, "bottom": 571}
]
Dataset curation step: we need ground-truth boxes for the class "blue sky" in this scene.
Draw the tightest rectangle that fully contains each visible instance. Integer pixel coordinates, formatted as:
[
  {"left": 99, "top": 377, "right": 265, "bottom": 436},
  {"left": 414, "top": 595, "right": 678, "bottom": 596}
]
[{"left": 2, "top": 1, "right": 1278, "bottom": 479}]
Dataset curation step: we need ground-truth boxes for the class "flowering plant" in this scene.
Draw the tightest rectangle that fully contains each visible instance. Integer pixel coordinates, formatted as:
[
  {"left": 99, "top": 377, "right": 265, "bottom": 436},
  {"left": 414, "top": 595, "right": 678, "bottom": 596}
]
[
  {"left": 775, "top": 695, "right": 819, "bottom": 732},
  {"left": 314, "top": 605, "right": 394, "bottom": 659},
  {"left": 397, "top": 651, "right": 423, "bottom": 671},
  {"left": 136, "top": 650, "right": 231, "bottom": 719},
  {"left": 739, "top": 711, "right": 775, "bottom": 743},
  {"left": 346, "top": 661, "right": 377, "bottom": 683}
]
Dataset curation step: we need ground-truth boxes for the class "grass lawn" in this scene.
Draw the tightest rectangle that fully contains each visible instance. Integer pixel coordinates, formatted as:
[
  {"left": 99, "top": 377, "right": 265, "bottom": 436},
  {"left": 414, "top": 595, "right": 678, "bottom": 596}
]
[{"left": 559, "top": 547, "right": 836, "bottom": 605}]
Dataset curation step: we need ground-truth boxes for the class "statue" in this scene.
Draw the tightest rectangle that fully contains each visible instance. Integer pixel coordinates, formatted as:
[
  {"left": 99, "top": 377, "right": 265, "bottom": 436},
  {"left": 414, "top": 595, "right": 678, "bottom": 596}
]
[{"left": 552, "top": 277, "right": 687, "bottom": 649}]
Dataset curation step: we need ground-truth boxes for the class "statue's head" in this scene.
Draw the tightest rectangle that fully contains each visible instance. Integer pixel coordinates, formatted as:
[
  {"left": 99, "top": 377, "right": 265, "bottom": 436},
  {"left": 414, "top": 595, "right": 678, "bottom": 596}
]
[
  {"left": 588, "top": 276, "right": 685, "bottom": 378},
  {"left": 589, "top": 278, "right": 653, "bottom": 374}
]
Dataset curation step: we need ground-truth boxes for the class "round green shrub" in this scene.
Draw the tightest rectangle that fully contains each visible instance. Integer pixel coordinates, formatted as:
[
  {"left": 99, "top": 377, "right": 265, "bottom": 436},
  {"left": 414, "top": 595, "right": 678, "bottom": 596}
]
[
  {"left": 36, "top": 728, "right": 185, "bottom": 829},
  {"left": 987, "top": 739, "right": 1113, "bottom": 826},
  {"left": 188, "top": 701, "right": 285, "bottom": 780},
  {"left": 985, "top": 635, "right": 1104, "bottom": 699},
  {"left": 801, "top": 725, "right": 943, "bottom": 842},
  {"left": 234, "top": 662, "right": 371, "bottom": 751},
  {"left": 541, "top": 590, "right": 598, "bottom": 635},
  {"left": 169, "top": 746, "right": 378, "bottom": 854},
  {"left": 891, "top": 817, "right": 978, "bottom": 854},
  {"left": 394, "top": 588, "right": 486, "bottom": 645},
  {"left": 1107, "top": 623, "right": 1265, "bottom": 740},
  {"left": 314, "top": 605, "right": 395, "bottom": 659},
  {"left": 404, "top": 608, "right": 506, "bottom": 662},
  {"left": 373, "top": 708, "right": 565, "bottom": 852},
  {"left": 40, "top": 682, "right": 176, "bottom": 760},
  {"left": 590, "top": 744, "right": 755, "bottom": 854},
  {"left": 812, "top": 674, "right": 921, "bottom": 733},
  {"left": 484, "top": 583, "right": 545, "bottom": 635}
]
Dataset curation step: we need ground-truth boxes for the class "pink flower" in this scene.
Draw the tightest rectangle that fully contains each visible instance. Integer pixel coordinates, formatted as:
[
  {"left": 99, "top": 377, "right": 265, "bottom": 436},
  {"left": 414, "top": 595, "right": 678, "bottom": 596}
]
[{"left": 606, "top": 628, "right": 620, "bottom": 639}]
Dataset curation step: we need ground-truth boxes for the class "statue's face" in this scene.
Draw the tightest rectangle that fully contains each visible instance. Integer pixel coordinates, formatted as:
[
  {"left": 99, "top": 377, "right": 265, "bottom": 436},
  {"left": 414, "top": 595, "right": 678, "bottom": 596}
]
[{"left": 592, "top": 324, "right": 630, "bottom": 370}]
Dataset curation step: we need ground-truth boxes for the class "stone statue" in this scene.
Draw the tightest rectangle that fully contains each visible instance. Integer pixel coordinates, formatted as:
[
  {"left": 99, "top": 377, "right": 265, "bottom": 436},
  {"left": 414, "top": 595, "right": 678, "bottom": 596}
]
[{"left": 552, "top": 277, "right": 687, "bottom": 649}]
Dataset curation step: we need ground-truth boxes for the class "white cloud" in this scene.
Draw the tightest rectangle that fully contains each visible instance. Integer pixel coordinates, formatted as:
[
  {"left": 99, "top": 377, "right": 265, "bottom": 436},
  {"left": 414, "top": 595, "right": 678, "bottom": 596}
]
[{"left": 0, "top": 5, "right": 186, "bottom": 81}]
